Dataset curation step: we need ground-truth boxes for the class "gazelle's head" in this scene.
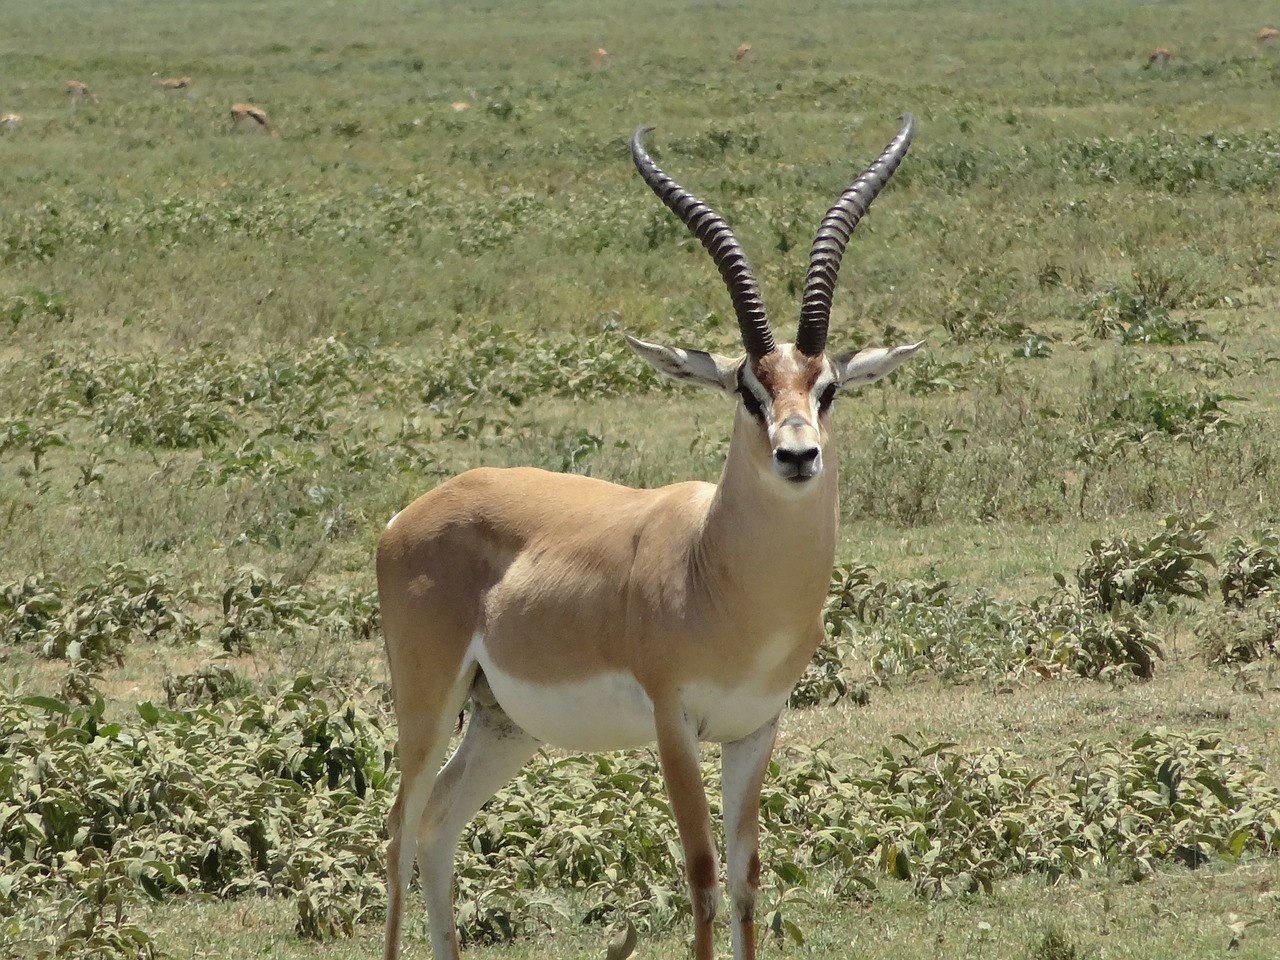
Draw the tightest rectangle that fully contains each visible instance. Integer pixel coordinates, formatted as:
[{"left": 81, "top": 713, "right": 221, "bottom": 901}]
[{"left": 627, "top": 115, "right": 923, "bottom": 488}]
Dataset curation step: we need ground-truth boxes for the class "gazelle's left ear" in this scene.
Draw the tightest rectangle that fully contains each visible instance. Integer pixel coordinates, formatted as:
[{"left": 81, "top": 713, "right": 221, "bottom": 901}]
[
  {"left": 625, "top": 335, "right": 740, "bottom": 394},
  {"left": 832, "top": 341, "right": 925, "bottom": 390}
]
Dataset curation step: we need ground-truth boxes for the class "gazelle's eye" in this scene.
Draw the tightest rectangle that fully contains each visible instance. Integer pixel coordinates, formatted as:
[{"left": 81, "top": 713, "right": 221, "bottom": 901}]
[{"left": 817, "top": 383, "right": 838, "bottom": 413}]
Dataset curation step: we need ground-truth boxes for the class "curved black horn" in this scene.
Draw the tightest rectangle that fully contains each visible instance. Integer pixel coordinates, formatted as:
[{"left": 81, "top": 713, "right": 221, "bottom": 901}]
[
  {"left": 631, "top": 127, "right": 776, "bottom": 357},
  {"left": 796, "top": 113, "right": 915, "bottom": 357}
]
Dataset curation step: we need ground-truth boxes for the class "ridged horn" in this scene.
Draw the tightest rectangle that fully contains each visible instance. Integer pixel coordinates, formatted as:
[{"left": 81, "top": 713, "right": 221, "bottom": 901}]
[
  {"left": 796, "top": 113, "right": 915, "bottom": 357},
  {"left": 631, "top": 126, "right": 776, "bottom": 358}
]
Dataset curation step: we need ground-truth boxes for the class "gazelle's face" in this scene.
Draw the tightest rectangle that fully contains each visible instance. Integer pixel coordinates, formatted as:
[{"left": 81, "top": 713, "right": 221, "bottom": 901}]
[
  {"left": 626, "top": 335, "right": 923, "bottom": 489},
  {"left": 738, "top": 346, "right": 832, "bottom": 484}
]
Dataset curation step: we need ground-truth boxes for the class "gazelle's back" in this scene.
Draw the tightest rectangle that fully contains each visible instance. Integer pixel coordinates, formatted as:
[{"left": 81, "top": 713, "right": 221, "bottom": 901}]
[{"left": 379, "top": 466, "right": 710, "bottom": 572}]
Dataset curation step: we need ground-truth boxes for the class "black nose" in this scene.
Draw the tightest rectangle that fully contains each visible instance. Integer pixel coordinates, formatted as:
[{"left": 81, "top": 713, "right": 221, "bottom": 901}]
[{"left": 774, "top": 444, "right": 820, "bottom": 479}]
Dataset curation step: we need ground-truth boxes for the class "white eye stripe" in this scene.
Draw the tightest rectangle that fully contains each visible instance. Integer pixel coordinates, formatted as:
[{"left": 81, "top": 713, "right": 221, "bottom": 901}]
[
  {"left": 814, "top": 377, "right": 839, "bottom": 403},
  {"left": 737, "top": 368, "right": 771, "bottom": 410},
  {"left": 739, "top": 366, "right": 839, "bottom": 420}
]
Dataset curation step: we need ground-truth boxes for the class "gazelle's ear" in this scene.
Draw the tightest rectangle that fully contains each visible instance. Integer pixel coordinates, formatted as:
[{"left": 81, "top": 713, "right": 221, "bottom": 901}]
[
  {"left": 625, "top": 335, "right": 740, "bottom": 394},
  {"left": 832, "top": 341, "right": 925, "bottom": 390}
]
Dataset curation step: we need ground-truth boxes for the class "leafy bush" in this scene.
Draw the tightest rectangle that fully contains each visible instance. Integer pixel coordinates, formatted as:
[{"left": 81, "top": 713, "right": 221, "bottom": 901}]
[
  {"left": 215, "top": 566, "right": 317, "bottom": 654},
  {"left": 1075, "top": 515, "right": 1217, "bottom": 613},
  {"left": 853, "top": 415, "right": 965, "bottom": 527},
  {"left": 3, "top": 675, "right": 1278, "bottom": 957},
  {"left": 3, "top": 290, "right": 73, "bottom": 328},
  {"left": 1116, "top": 312, "right": 1215, "bottom": 346},
  {"left": 2, "top": 330, "right": 672, "bottom": 482},
  {"left": 0, "top": 676, "right": 392, "bottom": 955},
  {"left": 791, "top": 564, "right": 886, "bottom": 707},
  {"left": 0, "top": 565, "right": 197, "bottom": 666},
  {"left": 1196, "top": 599, "right": 1280, "bottom": 666},
  {"left": 803, "top": 563, "right": 1171, "bottom": 691},
  {"left": 1062, "top": 730, "right": 1279, "bottom": 878},
  {"left": 0, "top": 416, "right": 69, "bottom": 473},
  {"left": 938, "top": 264, "right": 1030, "bottom": 342},
  {"left": 1219, "top": 527, "right": 1280, "bottom": 607},
  {"left": 1052, "top": 130, "right": 1280, "bottom": 194},
  {"left": 1076, "top": 257, "right": 1227, "bottom": 345},
  {"left": 918, "top": 140, "right": 1007, "bottom": 194},
  {"left": 1103, "top": 387, "right": 1240, "bottom": 445},
  {"left": 0, "top": 565, "right": 377, "bottom": 674},
  {"left": 163, "top": 664, "right": 252, "bottom": 707},
  {"left": 1058, "top": 609, "right": 1162, "bottom": 680},
  {"left": 762, "top": 730, "right": 1280, "bottom": 898},
  {"left": 419, "top": 323, "right": 673, "bottom": 408},
  {"left": 893, "top": 354, "right": 985, "bottom": 395},
  {"left": 1031, "top": 927, "right": 1081, "bottom": 960}
]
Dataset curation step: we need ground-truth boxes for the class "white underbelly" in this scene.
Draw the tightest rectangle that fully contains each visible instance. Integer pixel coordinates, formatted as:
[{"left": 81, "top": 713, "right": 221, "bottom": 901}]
[
  {"left": 471, "top": 638, "right": 788, "bottom": 750},
  {"left": 478, "top": 658, "right": 658, "bottom": 751},
  {"left": 681, "top": 680, "right": 789, "bottom": 743}
]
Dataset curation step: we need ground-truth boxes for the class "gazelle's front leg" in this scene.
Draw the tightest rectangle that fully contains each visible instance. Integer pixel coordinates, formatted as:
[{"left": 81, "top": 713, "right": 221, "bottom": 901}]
[
  {"left": 722, "top": 716, "right": 779, "bottom": 960},
  {"left": 654, "top": 708, "right": 719, "bottom": 960}
]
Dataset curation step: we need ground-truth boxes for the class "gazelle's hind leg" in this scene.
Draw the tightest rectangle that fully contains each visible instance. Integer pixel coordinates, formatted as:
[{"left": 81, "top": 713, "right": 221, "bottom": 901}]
[
  {"left": 417, "top": 683, "right": 540, "bottom": 960},
  {"left": 384, "top": 666, "right": 476, "bottom": 960}
]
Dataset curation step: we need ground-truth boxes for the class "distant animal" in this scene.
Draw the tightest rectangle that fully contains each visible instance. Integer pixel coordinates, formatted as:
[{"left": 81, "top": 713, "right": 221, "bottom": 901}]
[
  {"left": 66, "top": 80, "right": 98, "bottom": 105},
  {"left": 1, "top": 113, "right": 21, "bottom": 130},
  {"left": 229, "top": 102, "right": 276, "bottom": 135},
  {"left": 153, "top": 74, "right": 194, "bottom": 96},
  {"left": 1257, "top": 28, "right": 1280, "bottom": 44},
  {"left": 735, "top": 42, "right": 754, "bottom": 61},
  {"left": 449, "top": 101, "right": 471, "bottom": 112},
  {"left": 592, "top": 46, "right": 609, "bottom": 69},
  {"left": 1146, "top": 47, "right": 1173, "bottom": 65}
]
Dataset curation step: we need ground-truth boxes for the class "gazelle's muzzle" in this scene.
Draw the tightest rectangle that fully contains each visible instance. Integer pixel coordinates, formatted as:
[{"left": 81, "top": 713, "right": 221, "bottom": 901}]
[{"left": 770, "top": 415, "right": 823, "bottom": 482}]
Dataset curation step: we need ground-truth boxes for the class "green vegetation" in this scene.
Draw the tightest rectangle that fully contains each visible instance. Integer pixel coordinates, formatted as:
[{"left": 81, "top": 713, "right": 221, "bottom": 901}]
[{"left": 3, "top": 0, "right": 1280, "bottom": 956}]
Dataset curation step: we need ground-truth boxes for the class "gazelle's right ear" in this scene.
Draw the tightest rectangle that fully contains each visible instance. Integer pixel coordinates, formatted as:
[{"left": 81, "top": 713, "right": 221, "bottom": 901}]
[{"left": 625, "top": 335, "right": 740, "bottom": 394}]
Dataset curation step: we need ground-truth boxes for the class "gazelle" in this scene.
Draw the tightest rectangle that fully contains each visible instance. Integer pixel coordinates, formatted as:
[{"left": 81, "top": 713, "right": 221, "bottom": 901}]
[
  {"left": 153, "top": 73, "right": 194, "bottom": 96},
  {"left": 66, "top": 80, "right": 98, "bottom": 105},
  {"left": 379, "top": 114, "right": 922, "bottom": 960},
  {"left": 229, "top": 102, "right": 276, "bottom": 135},
  {"left": 735, "top": 42, "right": 754, "bottom": 61},
  {"left": 1257, "top": 27, "right": 1279, "bottom": 44},
  {"left": 1, "top": 113, "right": 21, "bottom": 130},
  {"left": 1146, "top": 47, "right": 1173, "bottom": 65},
  {"left": 592, "top": 46, "right": 610, "bottom": 69}
]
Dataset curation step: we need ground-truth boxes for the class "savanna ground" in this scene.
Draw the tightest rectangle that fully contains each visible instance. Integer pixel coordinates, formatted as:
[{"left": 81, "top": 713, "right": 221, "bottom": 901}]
[{"left": 3, "top": 0, "right": 1280, "bottom": 957}]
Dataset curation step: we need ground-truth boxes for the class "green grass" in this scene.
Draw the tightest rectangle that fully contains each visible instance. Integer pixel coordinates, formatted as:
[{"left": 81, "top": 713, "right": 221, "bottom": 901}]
[
  {"left": 4, "top": 0, "right": 1280, "bottom": 956},
  {"left": 141, "top": 861, "right": 1280, "bottom": 959}
]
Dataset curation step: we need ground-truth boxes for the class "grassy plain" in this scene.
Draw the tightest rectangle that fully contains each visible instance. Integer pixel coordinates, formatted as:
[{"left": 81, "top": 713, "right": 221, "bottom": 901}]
[{"left": 4, "top": 0, "right": 1280, "bottom": 957}]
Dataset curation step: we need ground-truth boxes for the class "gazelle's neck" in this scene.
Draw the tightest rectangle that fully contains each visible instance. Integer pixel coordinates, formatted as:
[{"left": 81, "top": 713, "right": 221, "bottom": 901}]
[{"left": 698, "top": 408, "right": 839, "bottom": 624}]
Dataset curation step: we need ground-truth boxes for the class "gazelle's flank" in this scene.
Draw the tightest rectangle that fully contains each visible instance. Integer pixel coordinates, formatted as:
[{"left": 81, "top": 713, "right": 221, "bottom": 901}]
[
  {"left": 229, "top": 102, "right": 276, "bottom": 135},
  {"left": 379, "top": 115, "right": 922, "bottom": 960}
]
